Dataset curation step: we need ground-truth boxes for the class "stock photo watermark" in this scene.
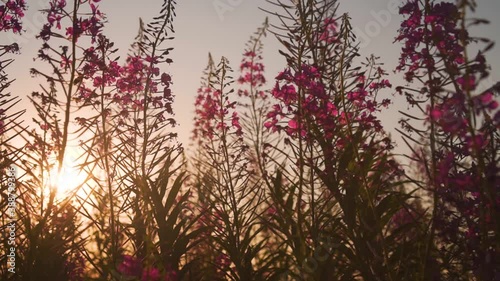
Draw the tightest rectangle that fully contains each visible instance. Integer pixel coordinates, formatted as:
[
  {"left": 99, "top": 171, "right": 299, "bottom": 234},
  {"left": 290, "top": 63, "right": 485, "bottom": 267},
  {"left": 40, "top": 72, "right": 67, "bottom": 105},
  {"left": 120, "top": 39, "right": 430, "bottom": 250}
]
[
  {"left": 350, "top": 0, "right": 400, "bottom": 49},
  {"left": 5, "top": 166, "right": 17, "bottom": 274},
  {"left": 4, "top": 0, "right": 52, "bottom": 46},
  {"left": 212, "top": 0, "right": 244, "bottom": 21}
]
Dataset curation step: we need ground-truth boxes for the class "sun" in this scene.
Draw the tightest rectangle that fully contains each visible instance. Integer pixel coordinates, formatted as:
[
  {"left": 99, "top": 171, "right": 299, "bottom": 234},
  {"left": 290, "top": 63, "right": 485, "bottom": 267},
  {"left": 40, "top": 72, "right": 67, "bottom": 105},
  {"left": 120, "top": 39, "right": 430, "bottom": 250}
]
[{"left": 48, "top": 148, "right": 87, "bottom": 198}]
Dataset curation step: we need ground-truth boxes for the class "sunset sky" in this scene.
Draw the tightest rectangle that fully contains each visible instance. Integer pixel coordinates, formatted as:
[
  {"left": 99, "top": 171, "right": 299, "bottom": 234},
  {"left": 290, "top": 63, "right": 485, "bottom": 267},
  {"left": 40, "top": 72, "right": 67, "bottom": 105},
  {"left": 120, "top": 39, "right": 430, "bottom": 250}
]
[{"left": 2, "top": 0, "right": 499, "bottom": 154}]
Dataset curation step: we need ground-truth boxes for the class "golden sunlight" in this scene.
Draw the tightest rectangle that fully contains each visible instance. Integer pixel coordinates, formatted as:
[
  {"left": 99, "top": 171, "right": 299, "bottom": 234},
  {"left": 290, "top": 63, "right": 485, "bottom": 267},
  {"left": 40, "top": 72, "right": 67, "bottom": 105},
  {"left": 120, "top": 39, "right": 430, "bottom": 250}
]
[{"left": 48, "top": 148, "right": 87, "bottom": 198}]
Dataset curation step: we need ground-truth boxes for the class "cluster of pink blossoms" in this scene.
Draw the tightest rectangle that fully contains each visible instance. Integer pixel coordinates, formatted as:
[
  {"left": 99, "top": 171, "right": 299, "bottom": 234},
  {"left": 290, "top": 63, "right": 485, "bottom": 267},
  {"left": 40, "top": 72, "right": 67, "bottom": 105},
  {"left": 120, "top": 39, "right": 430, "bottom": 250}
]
[
  {"left": 192, "top": 86, "right": 242, "bottom": 142},
  {"left": 192, "top": 86, "right": 218, "bottom": 140},
  {"left": 317, "top": 18, "right": 338, "bottom": 44},
  {"left": 397, "top": 0, "right": 499, "bottom": 152},
  {"left": 33, "top": 0, "right": 175, "bottom": 129},
  {"left": 396, "top": 1, "right": 466, "bottom": 82},
  {"left": 192, "top": 57, "right": 243, "bottom": 143},
  {"left": 265, "top": 65, "right": 329, "bottom": 137},
  {"left": 237, "top": 50, "right": 266, "bottom": 97},
  {"left": 30, "top": 0, "right": 177, "bottom": 136},
  {"left": 396, "top": 0, "right": 498, "bottom": 152},
  {"left": 0, "top": 0, "right": 26, "bottom": 33},
  {"left": 116, "top": 55, "right": 175, "bottom": 125},
  {"left": 114, "top": 55, "right": 174, "bottom": 118},
  {"left": 396, "top": 0, "right": 499, "bottom": 271},
  {"left": 265, "top": 64, "right": 391, "bottom": 140},
  {"left": 73, "top": 36, "right": 174, "bottom": 125},
  {"left": 39, "top": 0, "right": 103, "bottom": 42}
]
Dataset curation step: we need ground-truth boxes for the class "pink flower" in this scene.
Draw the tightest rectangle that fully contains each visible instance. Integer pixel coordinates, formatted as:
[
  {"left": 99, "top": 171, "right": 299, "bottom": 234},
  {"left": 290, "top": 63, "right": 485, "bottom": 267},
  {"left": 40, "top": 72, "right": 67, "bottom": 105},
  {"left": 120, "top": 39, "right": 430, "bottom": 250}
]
[
  {"left": 267, "top": 64, "right": 390, "bottom": 140},
  {"left": 473, "top": 91, "right": 498, "bottom": 113},
  {"left": 142, "top": 267, "right": 161, "bottom": 281},
  {"left": 266, "top": 206, "right": 277, "bottom": 217},
  {"left": 456, "top": 75, "right": 476, "bottom": 91},
  {"left": 318, "top": 17, "right": 338, "bottom": 43},
  {"left": 118, "top": 255, "right": 142, "bottom": 277},
  {"left": 238, "top": 46, "right": 266, "bottom": 88},
  {"left": 216, "top": 254, "right": 231, "bottom": 270},
  {"left": 429, "top": 108, "right": 443, "bottom": 120},
  {"left": 288, "top": 119, "right": 298, "bottom": 130},
  {"left": 192, "top": 58, "right": 243, "bottom": 143},
  {"left": 231, "top": 111, "right": 243, "bottom": 136},
  {"left": 0, "top": 0, "right": 27, "bottom": 33}
]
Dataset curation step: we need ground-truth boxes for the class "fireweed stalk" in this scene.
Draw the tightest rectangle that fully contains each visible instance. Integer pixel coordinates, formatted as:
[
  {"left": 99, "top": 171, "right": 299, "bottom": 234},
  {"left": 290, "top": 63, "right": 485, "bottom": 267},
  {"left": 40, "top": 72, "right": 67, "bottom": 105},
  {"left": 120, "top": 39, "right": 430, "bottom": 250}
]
[
  {"left": 237, "top": 18, "right": 274, "bottom": 180},
  {"left": 73, "top": 32, "right": 127, "bottom": 276},
  {"left": 192, "top": 54, "right": 272, "bottom": 280},
  {"left": 71, "top": 32, "right": 127, "bottom": 273},
  {"left": 106, "top": 1, "right": 196, "bottom": 279},
  {"left": 13, "top": 0, "right": 106, "bottom": 279},
  {"left": 262, "top": 0, "right": 415, "bottom": 279},
  {"left": 234, "top": 23, "right": 294, "bottom": 277},
  {"left": 395, "top": 0, "right": 499, "bottom": 279}
]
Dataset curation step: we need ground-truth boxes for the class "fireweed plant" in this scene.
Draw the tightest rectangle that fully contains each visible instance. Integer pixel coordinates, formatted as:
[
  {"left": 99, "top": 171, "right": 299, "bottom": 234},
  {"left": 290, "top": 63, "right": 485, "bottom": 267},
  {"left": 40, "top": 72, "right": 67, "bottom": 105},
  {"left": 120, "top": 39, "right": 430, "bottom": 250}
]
[
  {"left": 395, "top": 0, "right": 499, "bottom": 280},
  {"left": 1, "top": 0, "right": 198, "bottom": 280},
  {"left": 257, "top": 1, "right": 424, "bottom": 280},
  {"left": 191, "top": 50, "right": 276, "bottom": 280},
  {"left": 0, "top": 0, "right": 498, "bottom": 280}
]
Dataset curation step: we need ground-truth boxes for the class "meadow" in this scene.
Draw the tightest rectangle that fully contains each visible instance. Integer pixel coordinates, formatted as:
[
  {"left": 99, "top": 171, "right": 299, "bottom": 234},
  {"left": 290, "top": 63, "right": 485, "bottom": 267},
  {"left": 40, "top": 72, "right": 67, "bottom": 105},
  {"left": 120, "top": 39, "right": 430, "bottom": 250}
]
[{"left": 0, "top": 0, "right": 498, "bottom": 280}]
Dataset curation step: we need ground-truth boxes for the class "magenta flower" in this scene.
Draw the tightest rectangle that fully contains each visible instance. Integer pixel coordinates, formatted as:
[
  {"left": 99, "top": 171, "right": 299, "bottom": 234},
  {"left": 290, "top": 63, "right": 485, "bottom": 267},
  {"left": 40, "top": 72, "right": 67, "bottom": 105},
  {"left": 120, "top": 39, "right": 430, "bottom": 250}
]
[
  {"left": 117, "top": 255, "right": 142, "bottom": 278},
  {"left": 0, "top": 0, "right": 26, "bottom": 33},
  {"left": 266, "top": 64, "right": 389, "bottom": 140},
  {"left": 192, "top": 57, "right": 243, "bottom": 144},
  {"left": 396, "top": 2, "right": 499, "bottom": 277},
  {"left": 318, "top": 18, "right": 338, "bottom": 43},
  {"left": 215, "top": 253, "right": 231, "bottom": 270},
  {"left": 456, "top": 75, "right": 476, "bottom": 91},
  {"left": 141, "top": 267, "right": 161, "bottom": 281},
  {"left": 238, "top": 47, "right": 267, "bottom": 91}
]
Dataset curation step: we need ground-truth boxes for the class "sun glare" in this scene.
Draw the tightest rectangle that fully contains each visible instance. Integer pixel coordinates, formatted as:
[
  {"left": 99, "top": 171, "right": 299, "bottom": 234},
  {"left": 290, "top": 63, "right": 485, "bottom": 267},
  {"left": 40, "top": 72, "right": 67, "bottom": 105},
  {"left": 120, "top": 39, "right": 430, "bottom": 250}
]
[{"left": 48, "top": 148, "right": 87, "bottom": 198}]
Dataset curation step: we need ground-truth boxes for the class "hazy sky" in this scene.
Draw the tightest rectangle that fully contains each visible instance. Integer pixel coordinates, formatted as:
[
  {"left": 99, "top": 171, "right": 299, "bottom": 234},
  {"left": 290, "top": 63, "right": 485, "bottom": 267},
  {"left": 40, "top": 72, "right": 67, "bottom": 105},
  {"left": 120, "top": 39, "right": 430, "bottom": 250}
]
[{"left": 2, "top": 0, "right": 499, "bottom": 154}]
